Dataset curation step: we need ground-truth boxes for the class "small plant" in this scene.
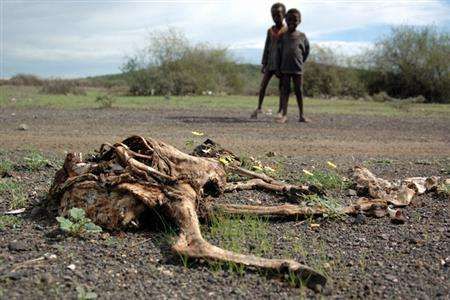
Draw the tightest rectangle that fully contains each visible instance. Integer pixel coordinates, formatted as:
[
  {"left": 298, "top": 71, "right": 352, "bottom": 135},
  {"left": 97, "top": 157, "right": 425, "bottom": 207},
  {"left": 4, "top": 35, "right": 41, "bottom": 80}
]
[
  {"left": 437, "top": 182, "right": 450, "bottom": 197},
  {"left": 76, "top": 286, "right": 97, "bottom": 300},
  {"left": 0, "top": 179, "right": 19, "bottom": 193},
  {"left": 298, "top": 169, "right": 347, "bottom": 190},
  {"left": 302, "top": 194, "right": 344, "bottom": 220},
  {"left": 0, "top": 180, "right": 28, "bottom": 209},
  {"left": 56, "top": 208, "right": 102, "bottom": 236},
  {"left": 10, "top": 188, "right": 27, "bottom": 209},
  {"left": 206, "top": 212, "right": 272, "bottom": 274},
  {"left": 0, "top": 215, "right": 22, "bottom": 230},
  {"left": 185, "top": 131, "right": 204, "bottom": 150},
  {"left": 95, "top": 94, "right": 115, "bottom": 108},
  {"left": 0, "top": 159, "right": 14, "bottom": 176},
  {"left": 23, "top": 150, "right": 49, "bottom": 171}
]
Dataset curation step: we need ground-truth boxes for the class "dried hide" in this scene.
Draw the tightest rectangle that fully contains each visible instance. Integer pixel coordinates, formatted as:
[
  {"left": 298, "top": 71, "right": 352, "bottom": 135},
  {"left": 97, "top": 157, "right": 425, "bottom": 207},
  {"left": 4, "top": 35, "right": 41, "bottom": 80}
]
[{"left": 48, "top": 136, "right": 444, "bottom": 291}]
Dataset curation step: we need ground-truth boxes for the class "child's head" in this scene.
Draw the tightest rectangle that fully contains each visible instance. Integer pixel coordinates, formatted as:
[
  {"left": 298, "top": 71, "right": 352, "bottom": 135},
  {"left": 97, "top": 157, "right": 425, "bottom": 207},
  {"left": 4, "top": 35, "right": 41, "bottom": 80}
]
[
  {"left": 286, "top": 8, "right": 301, "bottom": 32},
  {"left": 271, "top": 3, "right": 286, "bottom": 26}
]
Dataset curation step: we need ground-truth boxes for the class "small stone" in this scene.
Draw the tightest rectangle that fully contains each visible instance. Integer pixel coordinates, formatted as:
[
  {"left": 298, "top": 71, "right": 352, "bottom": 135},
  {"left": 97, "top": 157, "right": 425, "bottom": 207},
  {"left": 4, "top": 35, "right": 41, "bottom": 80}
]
[
  {"left": 67, "top": 264, "right": 76, "bottom": 271},
  {"left": 44, "top": 253, "right": 57, "bottom": 260},
  {"left": 379, "top": 234, "right": 389, "bottom": 240},
  {"left": 385, "top": 274, "right": 398, "bottom": 283},
  {"left": 347, "top": 189, "right": 357, "bottom": 196},
  {"left": 390, "top": 210, "right": 406, "bottom": 224},
  {"left": 8, "top": 241, "right": 31, "bottom": 252},
  {"left": 441, "top": 257, "right": 450, "bottom": 268},
  {"left": 18, "top": 124, "right": 28, "bottom": 131},
  {"left": 353, "top": 213, "right": 366, "bottom": 225},
  {"left": 415, "top": 261, "right": 424, "bottom": 269}
]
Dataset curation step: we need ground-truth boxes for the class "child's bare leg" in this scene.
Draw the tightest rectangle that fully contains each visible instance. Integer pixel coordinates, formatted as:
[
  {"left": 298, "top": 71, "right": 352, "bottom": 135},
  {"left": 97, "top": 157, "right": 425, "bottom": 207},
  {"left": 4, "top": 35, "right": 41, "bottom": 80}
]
[
  {"left": 293, "top": 74, "right": 307, "bottom": 122},
  {"left": 276, "top": 74, "right": 290, "bottom": 123},
  {"left": 252, "top": 71, "right": 274, "bottom": 118},
  {"left": 277, "top": 77, "right": 290, "bottom": 117}
]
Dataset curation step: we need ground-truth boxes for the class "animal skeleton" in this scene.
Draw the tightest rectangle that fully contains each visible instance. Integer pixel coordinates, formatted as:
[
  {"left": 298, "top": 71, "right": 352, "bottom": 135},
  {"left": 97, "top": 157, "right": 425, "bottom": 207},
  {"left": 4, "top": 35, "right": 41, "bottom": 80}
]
[{"left": 49, "top": 135, "right": 441, "bottom": 291}]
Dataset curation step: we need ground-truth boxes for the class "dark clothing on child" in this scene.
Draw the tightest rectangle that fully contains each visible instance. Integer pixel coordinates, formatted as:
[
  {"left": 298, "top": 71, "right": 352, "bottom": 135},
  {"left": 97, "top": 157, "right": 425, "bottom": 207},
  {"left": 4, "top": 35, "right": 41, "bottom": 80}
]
[
  {"left": 281, "top": 74, "right": 303, "bottom": 113},
  {"left": 278, "top": 30, "right": 310, "bottom": 74},
  {"left": 262, "top": 26, "right": 287, "bottom": 71}
]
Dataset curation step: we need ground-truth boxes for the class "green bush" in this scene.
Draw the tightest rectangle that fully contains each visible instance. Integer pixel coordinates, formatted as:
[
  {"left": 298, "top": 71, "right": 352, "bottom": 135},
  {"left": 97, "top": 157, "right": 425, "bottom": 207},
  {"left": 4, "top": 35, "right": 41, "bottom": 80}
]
[
  {"left": 9, "top": 74, "right": 43, "bottom": 86},
  {"left": 369, "top": 25, "right": 450, "bottom": 103},
  {"left": 303, "top": 46, "right": 368, "bottom": 98},
  {"left": 122, "top": 28, "right": 244, "bottom": 96},
  {"left": 40, "top": 79, "right": 86, "bottom": 95},
  {"left": 95, "top": 94, "right": 115, "bottom": 108}
]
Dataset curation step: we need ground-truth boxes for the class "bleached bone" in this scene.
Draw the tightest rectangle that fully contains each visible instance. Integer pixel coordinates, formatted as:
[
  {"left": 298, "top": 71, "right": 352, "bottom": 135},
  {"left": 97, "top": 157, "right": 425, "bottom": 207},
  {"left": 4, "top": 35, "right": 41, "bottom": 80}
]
[
  {"left": 49, "top": 135, "right": 326, "bottom": 290},
  {"left": 49, "top": 136, "right": 444, "bottom": 291}
]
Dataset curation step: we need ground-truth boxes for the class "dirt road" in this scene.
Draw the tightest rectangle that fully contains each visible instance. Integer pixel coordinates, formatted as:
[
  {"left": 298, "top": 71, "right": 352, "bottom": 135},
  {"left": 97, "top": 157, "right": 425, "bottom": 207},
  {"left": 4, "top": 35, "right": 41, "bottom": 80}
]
[{"left": 0, "top": 106, "right": 449, "bottom": 299}]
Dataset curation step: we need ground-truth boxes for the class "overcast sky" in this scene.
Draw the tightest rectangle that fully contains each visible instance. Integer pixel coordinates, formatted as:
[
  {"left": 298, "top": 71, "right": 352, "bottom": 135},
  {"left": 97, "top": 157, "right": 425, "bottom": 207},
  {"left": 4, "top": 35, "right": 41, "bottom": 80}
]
[{"left": 2, "top": 0, "right": 449, "bottom": 78}]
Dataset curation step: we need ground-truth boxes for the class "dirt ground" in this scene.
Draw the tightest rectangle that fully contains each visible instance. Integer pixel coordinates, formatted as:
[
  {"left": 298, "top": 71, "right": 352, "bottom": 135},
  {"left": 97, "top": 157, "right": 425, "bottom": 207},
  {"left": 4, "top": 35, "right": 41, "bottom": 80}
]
[{"left": 0, "top": 106, "right": 449, "bottom": 299}]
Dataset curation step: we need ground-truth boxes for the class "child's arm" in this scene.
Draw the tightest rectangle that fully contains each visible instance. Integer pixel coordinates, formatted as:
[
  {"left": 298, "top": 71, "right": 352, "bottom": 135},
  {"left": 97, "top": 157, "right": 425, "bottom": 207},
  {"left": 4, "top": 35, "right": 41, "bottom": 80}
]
[
  {"left": 303, "top": 35, "right": 310, "bottom": 63},
  {"left": 261, "top": 30, "right": 270, "bottom": 72},
  {"left": 261, "top": 29, "right": 270, "bottom": 72}
]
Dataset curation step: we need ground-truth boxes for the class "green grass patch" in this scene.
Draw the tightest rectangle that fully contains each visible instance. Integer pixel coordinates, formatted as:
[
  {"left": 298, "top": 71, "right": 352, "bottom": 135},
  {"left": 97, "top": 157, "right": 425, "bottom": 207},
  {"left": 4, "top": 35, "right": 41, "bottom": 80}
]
[
  {"left": 0, "top": 180, "right": 19, "bottom": 193},
  {"left": 283, "top": 231, "right": 332, "bottom": 287},
  {"left": 206, "top": 213, "right": 272, "bottom": 274},
  {"left": 10, "top": 188, "right": 27, "bottom": 210},
  {"left": 302, "top": 195, "right": 345, "bottom": 220},
  {"left": 0, "top": 159, "right": 14, "bottom": 175},
  {"left": 0, "top": 179, "right": 28, "bottom": 209},
  {"left": 298, "top": 170, "right": 347, "bottom": 190},
  {"left": 23, "top": 150, "right": 50, "bottom": 171},
  {"left": 367, "top": 158, "right": 393, "bottom": 166},
  {"left": 0, "top": 215, "right": 22, "bottom": 230},
  {"left": 2, "top": 85, "right": 449, "bottom": 118}
]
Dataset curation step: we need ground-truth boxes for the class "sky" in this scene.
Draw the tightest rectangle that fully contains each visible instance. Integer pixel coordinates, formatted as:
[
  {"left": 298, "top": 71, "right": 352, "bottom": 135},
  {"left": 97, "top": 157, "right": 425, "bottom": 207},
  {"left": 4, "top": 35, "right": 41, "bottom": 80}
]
[{"left": 1, "top": 0, "right": 449, "bottom": 78}]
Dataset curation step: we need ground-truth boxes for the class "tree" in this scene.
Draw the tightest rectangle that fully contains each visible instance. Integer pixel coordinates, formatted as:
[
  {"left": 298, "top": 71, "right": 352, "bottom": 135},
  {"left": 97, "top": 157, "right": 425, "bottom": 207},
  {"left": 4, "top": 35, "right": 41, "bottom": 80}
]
[
  {"left": 121, "top": 28, "right": 243, "bottom": 96},
  {"left": 370, "top": 26, "right": 449, "bottom": 102}
]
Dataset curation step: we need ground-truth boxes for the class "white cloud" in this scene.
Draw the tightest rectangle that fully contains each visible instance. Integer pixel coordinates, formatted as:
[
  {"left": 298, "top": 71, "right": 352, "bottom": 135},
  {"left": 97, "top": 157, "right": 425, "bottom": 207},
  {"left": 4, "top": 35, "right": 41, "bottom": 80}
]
[
  {"left": 314, "top": 40, "right": 374, "bottom": 56},
  {"left": 2, "top": 0, "right": 449, "bottom": 77}
]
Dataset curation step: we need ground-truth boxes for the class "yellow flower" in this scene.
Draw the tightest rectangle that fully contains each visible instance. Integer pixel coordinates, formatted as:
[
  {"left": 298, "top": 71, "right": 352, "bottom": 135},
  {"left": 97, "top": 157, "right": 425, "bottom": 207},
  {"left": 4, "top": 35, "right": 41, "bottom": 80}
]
[
  {"left": 191, "top": 131, "right": 204, "bottom": 136},
  {"left": 302, "top": 169, "right": 314, "bottom": 176},
  {"left": 252, "top": 165, "right": 263, "bottom": 171},
  {"left": 219, "top": 157, "right": 230, "bottom": 166},
  {"left": 264, "top": 166, "right": 275, "bottom": 173},
  {"left": 327, "top": 161, "right": 337, "bottom": 169}
]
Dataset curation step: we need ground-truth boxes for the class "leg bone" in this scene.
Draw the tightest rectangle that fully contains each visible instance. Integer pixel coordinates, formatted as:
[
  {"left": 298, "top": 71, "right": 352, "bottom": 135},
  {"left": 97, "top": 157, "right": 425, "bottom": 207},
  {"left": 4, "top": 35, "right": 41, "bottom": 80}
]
[{"left": 166, "top": 199, "right": 327, "bottom": 291}]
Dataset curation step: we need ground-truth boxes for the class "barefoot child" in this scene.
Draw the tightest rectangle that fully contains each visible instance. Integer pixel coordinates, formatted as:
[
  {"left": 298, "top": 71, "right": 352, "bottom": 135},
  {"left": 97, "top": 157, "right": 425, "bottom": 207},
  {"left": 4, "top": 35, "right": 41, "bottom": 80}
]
[
  {"left": 251, "top": 3, "right": 287, "bottom": 119},
  {"left": 276, "top": 8, "right": 310, "bottom": 123}
]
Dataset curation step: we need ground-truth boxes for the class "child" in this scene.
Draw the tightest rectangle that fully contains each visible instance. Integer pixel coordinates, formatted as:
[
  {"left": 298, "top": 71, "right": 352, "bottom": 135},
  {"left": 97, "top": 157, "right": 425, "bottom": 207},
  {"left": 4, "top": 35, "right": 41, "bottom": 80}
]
[
  {"left": 276, "top": 8, "right": 310, "bottom": 123},
  {"left": 251, "top": 3, "right": 287, "bottom": 119}
]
